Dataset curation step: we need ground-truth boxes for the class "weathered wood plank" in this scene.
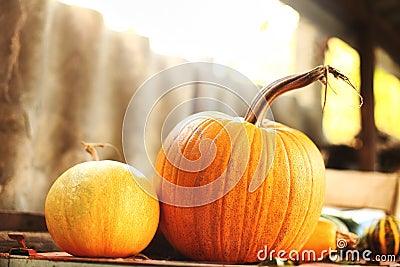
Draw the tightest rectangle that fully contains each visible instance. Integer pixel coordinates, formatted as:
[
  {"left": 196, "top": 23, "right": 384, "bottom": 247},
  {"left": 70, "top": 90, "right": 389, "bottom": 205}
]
[{"left": 0, "top": 231, "right": 60, "bottom": 253}]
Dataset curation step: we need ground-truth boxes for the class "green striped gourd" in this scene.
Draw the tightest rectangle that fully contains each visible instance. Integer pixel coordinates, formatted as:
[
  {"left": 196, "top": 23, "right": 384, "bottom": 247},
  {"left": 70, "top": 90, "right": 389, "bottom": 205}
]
[{"left": 364, "top": 215, "right": 400, "bottom": 256}]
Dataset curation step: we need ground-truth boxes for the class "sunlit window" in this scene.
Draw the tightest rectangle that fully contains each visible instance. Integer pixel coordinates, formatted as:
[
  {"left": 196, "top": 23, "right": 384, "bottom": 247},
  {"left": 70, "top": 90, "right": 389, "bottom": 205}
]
[
  {"left": 374, "top": 68, "right": 400, "bottom": 139},
  {"left": 322, "top": 38, "right": 361, "bottom": 145},
  {"left": 323, "top": 37, "right": 400, "bottom": 145}
]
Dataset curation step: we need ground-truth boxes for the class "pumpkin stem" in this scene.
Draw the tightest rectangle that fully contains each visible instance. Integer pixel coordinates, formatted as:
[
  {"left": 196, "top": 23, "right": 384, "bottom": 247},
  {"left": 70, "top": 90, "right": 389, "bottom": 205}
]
[
  {"left": 336, "top": 230, "right": 359, "bottom": 250},
  {"left": 244, "top": 65, "right": 361, "bottom": 127},
  {"left": 80, "top": 141, "right": 124, "bottom": 162}
]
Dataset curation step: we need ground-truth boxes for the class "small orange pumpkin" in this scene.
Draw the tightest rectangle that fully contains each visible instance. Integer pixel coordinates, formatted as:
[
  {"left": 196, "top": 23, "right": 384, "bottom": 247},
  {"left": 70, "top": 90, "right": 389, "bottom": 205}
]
[
  {"left": 299, "top": 216, "right": 359, "bottom": 262},
  {"left": 299, "top": 217, "right": 338, "bottom": 261},
  {"left": 153, "top": 66, "right": 346, "bottom": 263}
]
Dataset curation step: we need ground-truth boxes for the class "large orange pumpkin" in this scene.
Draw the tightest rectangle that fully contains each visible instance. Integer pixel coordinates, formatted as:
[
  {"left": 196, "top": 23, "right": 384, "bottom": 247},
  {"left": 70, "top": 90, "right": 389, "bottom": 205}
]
[{"left": 153, "top": 66, "right": 345, "bottom": 263}]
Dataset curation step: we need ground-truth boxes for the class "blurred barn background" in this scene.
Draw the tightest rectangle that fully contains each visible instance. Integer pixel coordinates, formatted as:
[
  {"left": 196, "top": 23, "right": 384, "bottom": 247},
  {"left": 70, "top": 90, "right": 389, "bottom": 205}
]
[{"left": 1, "top": 0, "right": 400, "bottom": 218}]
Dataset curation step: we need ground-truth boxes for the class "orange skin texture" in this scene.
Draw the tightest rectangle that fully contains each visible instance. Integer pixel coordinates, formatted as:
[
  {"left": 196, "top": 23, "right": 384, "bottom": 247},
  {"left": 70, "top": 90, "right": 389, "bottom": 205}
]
[
  {"left": 45, "top": 160, "right": 159, "bottom": 258},
  {"left": 299, "top": 217, "right": 337, "bottom": 261},
  {"left": 155, "top": 115, "right": 326, "bottom": 263}
]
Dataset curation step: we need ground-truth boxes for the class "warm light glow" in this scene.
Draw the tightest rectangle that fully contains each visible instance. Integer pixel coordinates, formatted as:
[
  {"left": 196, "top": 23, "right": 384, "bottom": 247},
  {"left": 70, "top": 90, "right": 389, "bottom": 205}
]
[
  {"left": 57, "top": 0, "right": 299, "bottom": 82},
  {"left": 375, "top": 68, "right": 400, "bottom": 139},
  {"left": 323, "top": 38, "right": 362, "bottom": 145},
  {"left": 323, "top": 38, "right": 400, "bottom": 144}
]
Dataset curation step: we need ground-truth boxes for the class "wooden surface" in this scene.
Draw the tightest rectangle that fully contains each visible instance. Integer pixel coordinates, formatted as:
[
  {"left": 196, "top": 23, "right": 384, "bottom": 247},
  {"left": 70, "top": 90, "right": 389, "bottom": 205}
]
[
  {"left": 0, "top": 252, "right": 390, "bottom": 267},
  {"left": 1, "top": 174, "right": 399, "bottom": 265}
]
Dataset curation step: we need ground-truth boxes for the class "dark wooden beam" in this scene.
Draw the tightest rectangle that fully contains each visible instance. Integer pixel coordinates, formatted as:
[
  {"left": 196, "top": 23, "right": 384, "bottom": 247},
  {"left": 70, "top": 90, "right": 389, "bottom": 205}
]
[{"left": 357, "top": 22, "right": 377, "bottom": 171}]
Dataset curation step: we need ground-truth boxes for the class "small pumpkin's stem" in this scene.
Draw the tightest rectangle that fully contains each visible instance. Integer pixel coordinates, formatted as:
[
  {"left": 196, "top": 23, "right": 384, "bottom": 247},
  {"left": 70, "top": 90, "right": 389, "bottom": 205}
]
[
  {"left": 244, "top": 65, "right": 361, "bottom": 127},
  {"left": 81, "top": 141, "right": 100, "bottom": 161},
  {"left": 80, "top": 141, "right": 124, "bottom": 162}
]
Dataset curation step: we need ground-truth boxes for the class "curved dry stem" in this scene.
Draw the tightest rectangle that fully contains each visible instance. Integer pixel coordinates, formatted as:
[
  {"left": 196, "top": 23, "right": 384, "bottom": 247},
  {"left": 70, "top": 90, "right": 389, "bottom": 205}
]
[
  {"left": 244, "top": 65, "right": 362, "bottom": 127},
  {"left": 80, "top": 141, "right": 124, "bottom": 162}
]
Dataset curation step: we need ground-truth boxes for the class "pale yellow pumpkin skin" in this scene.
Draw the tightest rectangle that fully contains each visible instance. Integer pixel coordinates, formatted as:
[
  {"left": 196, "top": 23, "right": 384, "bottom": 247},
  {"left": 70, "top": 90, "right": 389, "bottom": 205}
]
[
  {"left": 45, "top": 160, "right": 159, "bottom": 258},
  {"left": 155, "top": 115, "right": 326, "bottom": 263}
]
